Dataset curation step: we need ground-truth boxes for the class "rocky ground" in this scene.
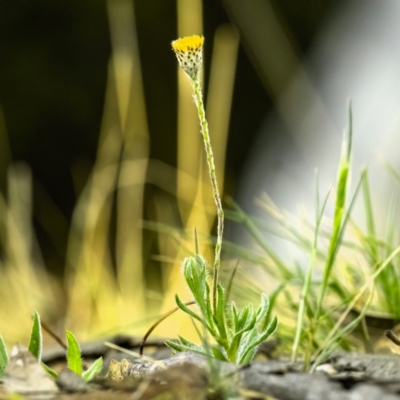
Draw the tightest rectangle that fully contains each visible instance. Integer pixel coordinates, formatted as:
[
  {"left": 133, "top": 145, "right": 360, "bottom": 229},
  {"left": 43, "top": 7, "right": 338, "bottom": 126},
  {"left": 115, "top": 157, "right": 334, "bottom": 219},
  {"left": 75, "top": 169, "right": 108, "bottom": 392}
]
[{"left": 2, "top": 335, "right": 400, "bottom": 399}]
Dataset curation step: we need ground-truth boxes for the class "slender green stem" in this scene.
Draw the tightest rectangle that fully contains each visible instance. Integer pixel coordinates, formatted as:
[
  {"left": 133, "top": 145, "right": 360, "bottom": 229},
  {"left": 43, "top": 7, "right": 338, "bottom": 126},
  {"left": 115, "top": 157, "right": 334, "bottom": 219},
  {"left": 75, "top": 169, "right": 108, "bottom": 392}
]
[{"left": 191, "top": 77, "right": 224, "bottom": 314}]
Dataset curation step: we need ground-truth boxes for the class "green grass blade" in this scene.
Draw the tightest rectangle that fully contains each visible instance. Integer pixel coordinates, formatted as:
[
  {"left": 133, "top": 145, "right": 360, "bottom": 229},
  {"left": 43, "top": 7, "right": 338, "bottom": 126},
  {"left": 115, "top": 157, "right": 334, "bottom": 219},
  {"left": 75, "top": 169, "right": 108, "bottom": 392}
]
[
  {"left": 292, "top": 173, "right": 329, "bottom": 362},
  {"left": 28, "top": 310, "right": 42, "bottom": 361},
  {"left": 82, "top": 357, "right": 103, "bottom": 381},
  {"left": 382, "top": 197, "right": 400, "bottom": 316},
  {"left": 313, "top": 243, "right": 400, "bottom": 362},
  {"left": 66, "top": 330, "right": 83, "bottom": 376},
  {"left": 316, "top": 103, "right": 355, "bottom": 319},
  {"left": 311, "top": 289, "right": 373, "bottom": 371},
  {"left": 0, "top": 335, "right": 8, "bottom": 378},
  {"left": 362, "top": 170, "right": 377, "bottom": 261}
]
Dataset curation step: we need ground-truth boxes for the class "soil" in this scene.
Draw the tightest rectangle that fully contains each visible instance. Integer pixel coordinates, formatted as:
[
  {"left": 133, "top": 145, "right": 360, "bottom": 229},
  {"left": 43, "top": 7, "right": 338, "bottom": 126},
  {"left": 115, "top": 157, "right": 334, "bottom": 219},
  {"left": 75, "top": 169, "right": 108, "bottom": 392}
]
[{"left": 2, "top": 336, "right": 400, "bottom": 399}]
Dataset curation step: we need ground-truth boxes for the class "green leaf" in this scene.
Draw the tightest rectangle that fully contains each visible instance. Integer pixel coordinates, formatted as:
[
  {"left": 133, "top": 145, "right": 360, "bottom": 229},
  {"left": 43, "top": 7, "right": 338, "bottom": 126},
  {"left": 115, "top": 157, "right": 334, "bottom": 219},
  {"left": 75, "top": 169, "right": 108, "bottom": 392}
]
[
  {"left": 175, "top": 294, "right": 203, "bottom": 324},
  {"left": 256, "top": 293, "right": 270, "bottom": 324},
  {"left": 183, "top": 257, "right": 198, "bottom": 295},
  {"left": 215, "top": 284, "right": 227, "bottom": 340},
  {"left": 204, "top": 280, "right": 215, "bottom": 331},
  {"left": 66, "top": 330, "right": 83, "bottom": 376},
  {"left": 238, "top": 316, "right": 278, "bottom": 364},
  {"left": 164, "top": 340, "right": 207, "bottom": 356},
  {"left": 183, "top": 256, "right": 208, "bottom": 309},
  {"left": 178, "top": 336, "right": 205, "bottom": 353},
  {"left": 238, "top": 303, "right": 252, "bottom": 326},
  {"left": 211, "top": 346, "right": 228, "bottom": 362},
  {"left": 234, "top": 309, "right": 256, "bottom": 338},
  {"left": 231, "top": 302, "right": 239, "bottom": 331},
  {"left": 252, "top": 316, "right": 278, "bottom": 348},
  {"left": 82, "top": 357, "right": 103, "bottom": 381},
  {"left": 165, "top": 340, "right": 189, "bottom": 353},
  {"left": 239, "top": 347, "right": 257, "bottom": 365},
  {"left": 28, "top": 310, "right": 42, "bottom": 361},
  {"left": 178, "top": 336, "right": 199, "bottom": 348},
  {"left": 0, "top": 335, "right": 8, "bottom": 378},
  {"left": 41, "top": 362, "right": 58, "bottom": 379},
  {"left": 238, "top": 304, "right": 255, "bottom": 332}
]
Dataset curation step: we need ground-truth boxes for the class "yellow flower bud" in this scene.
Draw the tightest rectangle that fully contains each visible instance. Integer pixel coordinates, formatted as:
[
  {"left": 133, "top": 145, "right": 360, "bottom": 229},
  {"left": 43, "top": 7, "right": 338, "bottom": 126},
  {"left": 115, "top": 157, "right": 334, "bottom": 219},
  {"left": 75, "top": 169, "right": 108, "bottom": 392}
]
[{"left": 171, "top": 35, "right": 204, "bottom": 80}]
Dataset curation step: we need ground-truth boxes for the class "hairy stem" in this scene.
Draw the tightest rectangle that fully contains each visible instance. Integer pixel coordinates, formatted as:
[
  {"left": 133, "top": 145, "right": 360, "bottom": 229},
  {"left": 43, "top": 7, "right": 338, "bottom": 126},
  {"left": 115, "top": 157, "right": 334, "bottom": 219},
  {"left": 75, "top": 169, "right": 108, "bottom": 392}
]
[{"left": 191, "top": 78, "right": 224, "bottom": 314}]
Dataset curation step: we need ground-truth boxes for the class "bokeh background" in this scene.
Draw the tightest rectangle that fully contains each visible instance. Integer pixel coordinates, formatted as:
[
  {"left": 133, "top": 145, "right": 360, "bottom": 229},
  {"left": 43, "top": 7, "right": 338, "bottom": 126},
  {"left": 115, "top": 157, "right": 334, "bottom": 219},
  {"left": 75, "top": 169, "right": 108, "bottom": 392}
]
[{"left": 1, "top": 0, "right": 399, "bottom": 345}]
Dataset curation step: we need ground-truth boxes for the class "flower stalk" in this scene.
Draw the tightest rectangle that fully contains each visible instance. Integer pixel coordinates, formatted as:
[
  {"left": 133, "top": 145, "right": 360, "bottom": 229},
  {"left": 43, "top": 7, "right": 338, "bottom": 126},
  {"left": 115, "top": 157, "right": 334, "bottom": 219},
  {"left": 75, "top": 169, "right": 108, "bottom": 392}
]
[
  {"left": 168, "top": 35, "right": 278, "bottom": 364},
  {"left": 172, "top": 35, "right": 224, "bottom": 313}
]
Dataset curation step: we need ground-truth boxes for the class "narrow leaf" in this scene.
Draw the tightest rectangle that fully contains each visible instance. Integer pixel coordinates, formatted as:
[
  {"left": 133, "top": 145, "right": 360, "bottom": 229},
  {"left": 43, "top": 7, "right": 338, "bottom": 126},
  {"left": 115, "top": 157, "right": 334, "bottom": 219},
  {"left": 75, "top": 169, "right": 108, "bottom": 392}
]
[
  {"left": 238, "top": 316, "right": 278, "bottom": 364},
  {"left": 231, "top": 302, "right": 239, "bottom": 330},
  {"left": 28, "top": 310, "right": 42, "bottom": 361},
  {"left": 175, "top": 294, "right": 203, "bottom": 325},
  {"left": 66, "top": 330, "right": 83, "bottom": 376},
  {"left": 240, "top": 347, "right": 257, "bottom": 365},
  {"left": 215, "top": 284, "right": 227, "bottom": 340},
  {"left": 41, "top": 362, "right": 58, "bottom": 379},
  {"left": 233, "top": 309, "right": 256, "bottom": 338},
  {"left": 178, "top": 336, "right": 202, "bottom": 349},
  {"left": 211, "top": 346, "right": 228, "bottom": 362},
  {"left": 178, "top": 336, "right": 206, "bottom": 353},
  {"left": 256, "top": 293, "right": 270, "bottom": 324},
  {"left": 82, "top": 357, "right": 103, "bottom": 381},
  {"left": 0, "top": 335, "right": 8, "bottom": 378},
  {"left": 165, "top": 340, "right": 207, "bottom": 356},
  {"left": 204, "top": 280, "right": 215, "bottom": 331}
]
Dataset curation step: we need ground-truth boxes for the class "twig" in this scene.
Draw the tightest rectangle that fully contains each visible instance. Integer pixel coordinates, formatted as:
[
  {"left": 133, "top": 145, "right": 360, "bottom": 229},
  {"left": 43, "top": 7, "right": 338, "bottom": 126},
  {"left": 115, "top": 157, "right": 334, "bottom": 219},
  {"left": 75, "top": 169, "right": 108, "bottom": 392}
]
[
  {"left": 385, "top": 329, "right": 400, "bottom": 346},
  {"left": 139, "top": 301, "right": 195, "bottom": 355},
  {"left": 40, "top": 319, "right": 67, "bottom": 350}
]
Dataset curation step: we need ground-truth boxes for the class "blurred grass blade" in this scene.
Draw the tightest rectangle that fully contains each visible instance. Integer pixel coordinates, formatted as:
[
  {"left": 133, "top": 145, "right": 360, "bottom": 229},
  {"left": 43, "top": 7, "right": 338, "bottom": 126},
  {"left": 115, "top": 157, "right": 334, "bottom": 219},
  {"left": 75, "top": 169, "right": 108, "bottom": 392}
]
[
  {"left": 312, "top": 287, "right": 373, "bottom": 371},
  {"left": 66, "top": 330, "right": 83, "bottom": 376},
  {"left": 292, "top": 172, "right": 330, "bottom": 363},
  {"left": 0, "top": 335, "right": 8, "bottom": 378},
  {"left": 225, "top": 260, "right": 239, "bottom": 303},
  {"left": 226, "top": 197, "right": 292, "bottom": 280},
  {"left": 313, "top": 243, "right": 400, "bottom": 362},
  {"left": 82, "top": 357, "right": 103, "bottom": 381},
  {"left": 28, "top": 310, "right": 42, "bottom": 361},
  {"left": 382, "top": 158, "right": 400, "bottom": 185}
]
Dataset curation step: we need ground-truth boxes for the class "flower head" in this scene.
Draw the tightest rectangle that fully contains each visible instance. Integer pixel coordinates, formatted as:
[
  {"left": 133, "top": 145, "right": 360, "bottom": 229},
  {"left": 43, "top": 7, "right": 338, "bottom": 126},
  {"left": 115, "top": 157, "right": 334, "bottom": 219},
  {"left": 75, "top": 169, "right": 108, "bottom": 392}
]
[{"left": 171, "top": 35, "right": 204, "bottom": 80}]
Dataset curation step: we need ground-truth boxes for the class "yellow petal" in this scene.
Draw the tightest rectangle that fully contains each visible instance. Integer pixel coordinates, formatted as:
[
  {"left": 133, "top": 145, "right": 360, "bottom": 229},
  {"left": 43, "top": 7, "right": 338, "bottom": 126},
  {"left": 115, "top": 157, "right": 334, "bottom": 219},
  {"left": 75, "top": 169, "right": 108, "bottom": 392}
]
[{"left": 171, "top": 35, "right": 204, "bottom": 53}]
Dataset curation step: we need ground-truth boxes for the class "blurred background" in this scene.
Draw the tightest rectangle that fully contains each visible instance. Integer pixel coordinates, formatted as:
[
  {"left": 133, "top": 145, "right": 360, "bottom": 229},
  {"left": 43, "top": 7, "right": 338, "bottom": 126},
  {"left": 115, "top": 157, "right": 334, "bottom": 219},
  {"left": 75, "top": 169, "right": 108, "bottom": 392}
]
[{"left": 1, "top": 0, "right": 399, "bottom": 346}]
